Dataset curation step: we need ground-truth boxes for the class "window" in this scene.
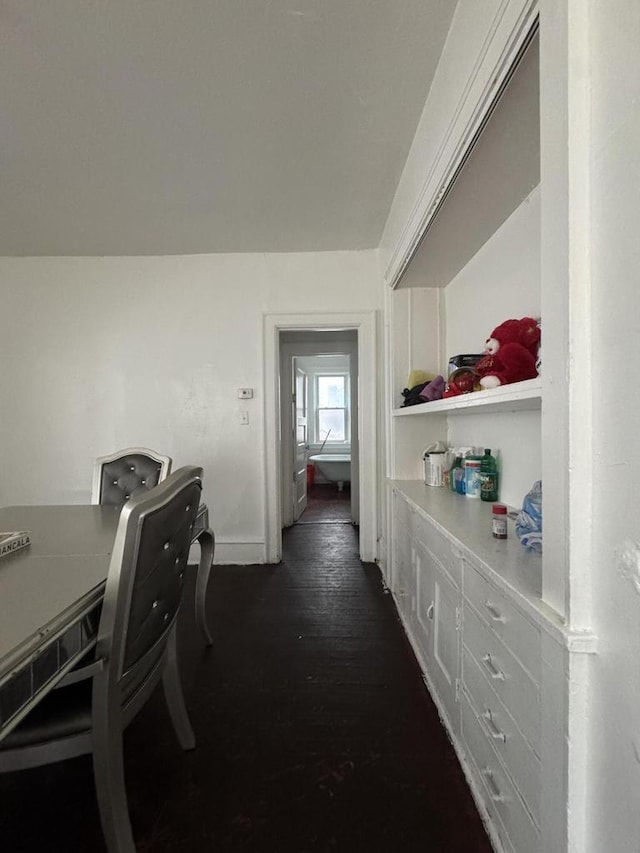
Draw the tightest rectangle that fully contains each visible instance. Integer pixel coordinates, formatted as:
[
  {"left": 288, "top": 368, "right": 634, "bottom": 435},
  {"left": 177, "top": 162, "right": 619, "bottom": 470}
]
[{"left": 315, "top": 373, "right": 349, "bottom": 443}]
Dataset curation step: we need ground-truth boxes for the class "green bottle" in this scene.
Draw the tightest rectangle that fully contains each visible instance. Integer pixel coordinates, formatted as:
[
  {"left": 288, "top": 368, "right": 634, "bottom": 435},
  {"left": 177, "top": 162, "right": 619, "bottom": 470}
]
[{"left": 480, "top": 449, "right": 498, "bottom": 502}]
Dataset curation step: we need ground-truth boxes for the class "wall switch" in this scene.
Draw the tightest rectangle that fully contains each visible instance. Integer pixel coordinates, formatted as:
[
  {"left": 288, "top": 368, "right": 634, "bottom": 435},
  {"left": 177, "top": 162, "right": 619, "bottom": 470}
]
[
  {"left": 238, "top": 388, "right": 254, "bottom": 399},
  {"left": 239, "top": 411, "right": 249, "bottom": 425}
]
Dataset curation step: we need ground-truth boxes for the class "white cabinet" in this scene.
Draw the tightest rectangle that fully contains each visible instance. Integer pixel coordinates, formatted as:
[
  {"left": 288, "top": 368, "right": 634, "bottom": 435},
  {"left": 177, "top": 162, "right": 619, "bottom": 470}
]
[
  {"left": 389, "top": 485, "right": 552, "bottom": 852},
  {"left": 414, "top": 536, "right": 461, "bottom": 734},
  {"left": 461, "top": 561, "right": 542, "bottom": 852},
  {"left": 412, "top": 537, "right": 434, "bottom": 651},
  {"left": 391, "top": 489, "right": 461, "bottom": 735},
  {"left": 390, "top": 488, "right": 415, "bottom": 628},
  {"left": 460, "top": 693, "right": 539, "bottom": 853}
]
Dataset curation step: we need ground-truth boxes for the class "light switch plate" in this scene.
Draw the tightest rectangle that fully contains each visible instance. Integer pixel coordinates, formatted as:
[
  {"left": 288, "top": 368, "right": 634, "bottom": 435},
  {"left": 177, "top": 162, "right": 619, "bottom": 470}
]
[{"left": 238, "top": 388, "right": 253, "bottom": 399}]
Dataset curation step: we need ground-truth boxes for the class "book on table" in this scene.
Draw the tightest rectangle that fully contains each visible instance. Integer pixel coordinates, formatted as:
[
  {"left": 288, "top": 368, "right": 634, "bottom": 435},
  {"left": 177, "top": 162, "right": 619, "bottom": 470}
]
[{"left": 0, "top": 531, "right": 31, "bottom": 558}]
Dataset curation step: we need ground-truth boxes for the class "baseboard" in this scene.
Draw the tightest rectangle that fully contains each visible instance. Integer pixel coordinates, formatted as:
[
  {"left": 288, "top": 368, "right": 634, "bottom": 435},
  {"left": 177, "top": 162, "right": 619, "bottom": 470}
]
[
  {"left": 212, "top": 538, "right": 266, "bottom": 565},
  {"left": 377, "top": 535, "right": 389, "bottom": 585}
]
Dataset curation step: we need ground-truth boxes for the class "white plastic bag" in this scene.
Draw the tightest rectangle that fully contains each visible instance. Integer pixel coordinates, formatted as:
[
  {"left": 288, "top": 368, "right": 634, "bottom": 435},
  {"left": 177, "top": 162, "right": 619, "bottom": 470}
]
[{"left": 515, "top": 481, "right": 542, "bottom": 553}]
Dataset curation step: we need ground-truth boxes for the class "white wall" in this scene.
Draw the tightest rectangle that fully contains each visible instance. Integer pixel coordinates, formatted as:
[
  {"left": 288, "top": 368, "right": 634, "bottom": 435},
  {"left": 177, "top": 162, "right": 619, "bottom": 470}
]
[
  {"left": 444, "top": 185, "right": 541, "bottom": 356},
  {"left": 379, "top": 0, "right": 505, "bottom": 273},
  {"left": 0, "top": 251, "right": 381, "bottom": 563},
  {"left": 585, "top": 3, "right": 640, "bottom": 851},
  {"left": 445, "top": 185, "right": 541, "bottom": 508},
  {"left": 378, "top": 0, "right": 536, "bottom": 285}
]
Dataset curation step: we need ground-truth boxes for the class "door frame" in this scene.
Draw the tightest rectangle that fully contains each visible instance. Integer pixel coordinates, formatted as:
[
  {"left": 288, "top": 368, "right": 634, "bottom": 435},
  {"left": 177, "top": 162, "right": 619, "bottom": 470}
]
[
  {"left": 264, "top": 311, "right": 377, "bottom": 563},
  {"left": 281, "top": 341, "right": 359, "bottom": 529},
  {"left": 292, "top": 360, "right": 309, "bottom": 522}
]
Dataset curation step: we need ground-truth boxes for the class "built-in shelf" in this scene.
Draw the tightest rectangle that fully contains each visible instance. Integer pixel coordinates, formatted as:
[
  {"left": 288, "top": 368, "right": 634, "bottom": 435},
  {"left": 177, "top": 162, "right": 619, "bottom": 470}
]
[{"left": 392, "top": 377, "right": 541, "bottom": 417}]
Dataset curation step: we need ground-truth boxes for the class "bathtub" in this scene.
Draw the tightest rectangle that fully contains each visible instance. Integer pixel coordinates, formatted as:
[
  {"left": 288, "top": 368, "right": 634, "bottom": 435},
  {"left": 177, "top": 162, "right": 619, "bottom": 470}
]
[{"left": 308, "top": 454, "right": 351, "bottom": 491}]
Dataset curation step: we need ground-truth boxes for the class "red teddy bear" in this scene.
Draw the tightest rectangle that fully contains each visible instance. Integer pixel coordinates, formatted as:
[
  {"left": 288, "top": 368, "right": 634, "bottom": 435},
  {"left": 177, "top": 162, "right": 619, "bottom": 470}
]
[{"left": 476, "top": 317, "right": 541, "bottom": 389}]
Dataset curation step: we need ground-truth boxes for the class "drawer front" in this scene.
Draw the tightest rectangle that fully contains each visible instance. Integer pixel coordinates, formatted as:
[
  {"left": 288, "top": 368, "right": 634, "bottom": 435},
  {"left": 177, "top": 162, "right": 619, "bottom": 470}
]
[
  {"left": 463, "top": 647, "right": 540, "bottom": 824},
  {"left": 464, "top": 562, "right": 541, "bottom": 684},
  {"left": 463, "top": 604, "right": 540, "bottom": 755},
  {"left": 413, "top": 510, "right": 462, "bottom": 587},
  {"left": 461, "top": 694, "right": 539, "bottom": 853}
]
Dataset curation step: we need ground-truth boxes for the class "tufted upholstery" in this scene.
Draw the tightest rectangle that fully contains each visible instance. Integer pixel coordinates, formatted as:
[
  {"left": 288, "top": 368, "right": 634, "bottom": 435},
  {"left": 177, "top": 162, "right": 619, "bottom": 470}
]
[
  {"left": 100, "top": 455, "right": 162, "bottom": 506},
  {"left": 92, "top": 447, "right": 172, "bottom": 507},
  {"left": 123, "top": 479, "right": 201, "bottom": 672}
]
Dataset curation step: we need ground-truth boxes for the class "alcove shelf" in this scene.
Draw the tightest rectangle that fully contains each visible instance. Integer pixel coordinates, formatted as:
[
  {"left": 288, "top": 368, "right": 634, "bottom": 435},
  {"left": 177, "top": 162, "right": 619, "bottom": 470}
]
[{"left": 392, "top": 377, "right": 541, "bottom": 417}]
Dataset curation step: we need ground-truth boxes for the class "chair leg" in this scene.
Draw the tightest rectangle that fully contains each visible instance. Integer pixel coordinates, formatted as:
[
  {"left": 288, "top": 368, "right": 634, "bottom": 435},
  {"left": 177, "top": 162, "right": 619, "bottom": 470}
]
[
  {"left": 195, "top": 527, "right": 215, "bottom": 645},
  {"left": 162, "top": 624, "right": 196, "bottom": 751},
  {"left": 92, "top": 683, "right": 136, "bottom": 853}
]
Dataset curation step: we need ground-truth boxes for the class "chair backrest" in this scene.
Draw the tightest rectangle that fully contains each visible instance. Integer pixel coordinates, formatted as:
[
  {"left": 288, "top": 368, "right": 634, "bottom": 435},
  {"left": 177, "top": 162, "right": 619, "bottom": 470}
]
[
  {"left": 97, "top": 466, "right": 202, "bottom": 686},
  {"left": 91, "top": 447, "right": 172, "bottom": 507}
]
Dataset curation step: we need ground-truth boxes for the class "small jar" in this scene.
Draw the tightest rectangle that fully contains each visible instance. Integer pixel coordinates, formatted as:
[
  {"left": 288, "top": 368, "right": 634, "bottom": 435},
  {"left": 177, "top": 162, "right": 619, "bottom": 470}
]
[{"left": 492, "top": 504, "right": 508, "bottom": 539}]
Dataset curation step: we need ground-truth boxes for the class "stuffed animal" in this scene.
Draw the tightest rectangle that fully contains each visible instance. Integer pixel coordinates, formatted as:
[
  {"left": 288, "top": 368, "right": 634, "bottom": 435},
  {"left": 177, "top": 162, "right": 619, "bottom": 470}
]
[
  {"left": 400, "top": 370, "right": 438, "bottom": 406},
  {"left": 419, "top": 374, "right": 445, "bottom": 402},
  {"left": 475, "top": 317, "right": 541, "bottom": 389}
]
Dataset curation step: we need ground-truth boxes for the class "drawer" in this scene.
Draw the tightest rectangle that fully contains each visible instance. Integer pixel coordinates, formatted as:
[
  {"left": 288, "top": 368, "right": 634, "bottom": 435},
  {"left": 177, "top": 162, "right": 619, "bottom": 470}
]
[
  {"left": 464, "top": 561, "right": 541, "bottom": 683},
  {"left": 463, "top": 647, "right": 540, "bottom": 823},
  {"left": 463, "top": 604, "right": 540, "bottom": 755},
  {"left": 413, "top": 510, "right": 462, "bottom": 587},
  {"left": 461, "top": 694, "right": 539, "bottom": 853}
]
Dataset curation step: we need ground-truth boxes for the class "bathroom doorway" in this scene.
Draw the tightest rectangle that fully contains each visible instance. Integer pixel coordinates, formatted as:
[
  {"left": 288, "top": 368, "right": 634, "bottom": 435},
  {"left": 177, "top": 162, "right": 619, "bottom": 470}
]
[
  {"left": 263, "top": 311, "right": 377, "bottom": 564},
  {"left": 279, "top": 332, "right": 359, "bottom": 528}
]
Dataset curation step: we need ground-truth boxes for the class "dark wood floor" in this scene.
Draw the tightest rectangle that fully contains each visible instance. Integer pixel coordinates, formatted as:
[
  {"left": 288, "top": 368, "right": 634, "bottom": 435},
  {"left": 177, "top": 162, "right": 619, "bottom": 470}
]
[
  {"left": 0, "top": 510, "right": 492, "bottom": 852},
  {"left": 296, "top": 483, "right": 352, "bottom": 524}
]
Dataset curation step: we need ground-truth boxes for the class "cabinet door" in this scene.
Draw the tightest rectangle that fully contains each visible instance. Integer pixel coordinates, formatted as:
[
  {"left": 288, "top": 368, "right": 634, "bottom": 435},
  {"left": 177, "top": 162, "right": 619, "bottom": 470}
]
[
  {"left": 391, "top": 492, "right": 415, "bottom": 627},
  {"left": 431, "top": 561, "right": 461, "bottom": 730},
  {"left": 414, "top": 538, "right": 461, "bottom": 733},
  {"left": 414, "top": 538, "right": 435, "bottom": 661}
]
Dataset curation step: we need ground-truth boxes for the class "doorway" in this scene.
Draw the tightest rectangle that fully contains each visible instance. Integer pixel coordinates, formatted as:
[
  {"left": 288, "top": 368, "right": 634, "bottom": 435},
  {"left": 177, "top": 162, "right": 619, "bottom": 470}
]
[
  {"left": 281, "top": 340, "right": 357, "bottom": 527},
  {"left": 263, "top": 312, "right": 377, "bottom": 564}
]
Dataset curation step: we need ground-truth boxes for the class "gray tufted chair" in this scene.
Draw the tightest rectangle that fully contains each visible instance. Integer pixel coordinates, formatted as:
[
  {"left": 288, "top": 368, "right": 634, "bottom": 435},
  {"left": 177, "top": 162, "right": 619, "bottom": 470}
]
[
  {"left": 91, "top": 446, "right": 172, "bottom": 507},
  {"left": 0, "top": 466, "right": 203, "bottom": 853}
]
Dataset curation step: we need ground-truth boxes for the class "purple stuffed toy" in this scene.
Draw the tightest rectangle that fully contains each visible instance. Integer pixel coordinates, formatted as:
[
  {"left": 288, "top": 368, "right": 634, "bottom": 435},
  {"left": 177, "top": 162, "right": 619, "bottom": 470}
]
[{"left": 419, "top": 375, "right": 445, "bottom": 403}]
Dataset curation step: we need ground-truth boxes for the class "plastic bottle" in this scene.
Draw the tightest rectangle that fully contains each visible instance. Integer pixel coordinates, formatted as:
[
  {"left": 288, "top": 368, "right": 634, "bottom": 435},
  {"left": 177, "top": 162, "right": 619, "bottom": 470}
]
[
  {"left": 464, "top": 457, "right": 482, "bottom": 498},
  {"left": 451, "top": 457, "right": 465, "bottom": 494},
  {"left": 492, "top": 504, "right": 508, "bottom": 539},
  {"left": 480, "top": 448, "right": 499, "bottom": 502}
]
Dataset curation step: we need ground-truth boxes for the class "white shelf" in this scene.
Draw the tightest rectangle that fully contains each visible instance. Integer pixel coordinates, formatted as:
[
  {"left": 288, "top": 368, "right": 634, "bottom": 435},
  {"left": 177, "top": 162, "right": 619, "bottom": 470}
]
[{"left": 392, "top": 377, "right": 541, "bottom": 417}]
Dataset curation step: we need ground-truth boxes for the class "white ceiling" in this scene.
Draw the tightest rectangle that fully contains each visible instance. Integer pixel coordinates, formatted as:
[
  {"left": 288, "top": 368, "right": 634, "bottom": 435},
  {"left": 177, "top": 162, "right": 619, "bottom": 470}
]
[{"left": 0, "top": 0, "right": 456, "bottom": 256}]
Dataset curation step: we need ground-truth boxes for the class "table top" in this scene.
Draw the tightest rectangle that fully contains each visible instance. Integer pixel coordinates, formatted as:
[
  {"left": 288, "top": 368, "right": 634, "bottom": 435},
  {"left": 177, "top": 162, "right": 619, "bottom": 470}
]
[{"left": 0, "top": 505, "right": 120, "bottom": 679}]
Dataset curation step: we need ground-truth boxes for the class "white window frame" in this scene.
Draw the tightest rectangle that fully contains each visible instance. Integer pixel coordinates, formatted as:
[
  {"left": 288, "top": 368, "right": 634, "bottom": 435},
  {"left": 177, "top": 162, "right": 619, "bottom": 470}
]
[{"left": 311, "top": 371, "right": 350, "bottom": 446}]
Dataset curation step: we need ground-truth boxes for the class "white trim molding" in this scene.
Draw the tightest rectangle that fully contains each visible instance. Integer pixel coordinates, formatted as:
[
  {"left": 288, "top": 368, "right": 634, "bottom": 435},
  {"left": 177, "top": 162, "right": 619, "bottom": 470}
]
[
  {"left": 264, "top": 312, "right": 378, "bottom": 564},
  {"left": 212, "top": 538, "right": 266, "bottom": 566},
  {"left": 384, "top": 0, "right": 539, "bottom": 289}
]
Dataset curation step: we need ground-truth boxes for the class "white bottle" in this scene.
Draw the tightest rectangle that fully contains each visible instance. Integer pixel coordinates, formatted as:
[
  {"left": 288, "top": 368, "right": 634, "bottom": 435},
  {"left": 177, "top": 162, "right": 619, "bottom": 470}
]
[{"left": 464, "top": 458, "right": 482, "bottom": 498}]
